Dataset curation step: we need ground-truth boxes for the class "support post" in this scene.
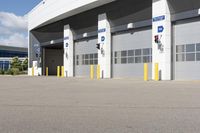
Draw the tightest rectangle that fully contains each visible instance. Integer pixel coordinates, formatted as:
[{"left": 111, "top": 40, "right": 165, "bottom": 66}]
[
  {"left": 32, "top": 67, "right": 34, "bottom": 76},
  {"left": 57, "top": 66, "right": 60, "bottom": 77},
  {"left": 97, "top": 65, "right": 100, "bottom": 80},
  {"left": 98, "top": 13, "right": 111, "bottom": 79},
  {"left": 144, "top": 63, "right": 148, "bottom": 81},
  {"left": 155, "top": 63, "right": 159, "bottom": 81},
  {"left": 46, "top": 67, "right": 48, "bottom": 76},
  {"left": 61, "top": 66, "right": 64, "bottom": 77},
  {"left": 64, "top": 25, "right": 74, "bottom": 77},
  {"left": 152, "top": 0, "right": 172, "bottom": 80},
  {"left": 90, "top": 65, "right": 94, "bottom": 80}
]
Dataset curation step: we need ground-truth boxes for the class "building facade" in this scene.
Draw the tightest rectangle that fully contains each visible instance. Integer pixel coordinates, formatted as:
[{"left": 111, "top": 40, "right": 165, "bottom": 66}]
[
  {"left": 28, "top": 0, "right": 200, "bottom": 80},
  {"left": 0, "top": 45, "right": 28, "bottom": 70}
]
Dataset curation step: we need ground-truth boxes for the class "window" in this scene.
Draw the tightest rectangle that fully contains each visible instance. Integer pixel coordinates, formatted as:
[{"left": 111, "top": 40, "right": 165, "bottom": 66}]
[
  {"left": 143, "top": 56, "right": 150, "bottom": 63},
  {"left": 196, "top": 53, "right": 200, "bottom": 61},
  {"left": 176, "top": 45, "right": 185, "bottom": 53},
  {"left": 186, "top": 53, "right": 195, "bottom": 61},
  {"left": 85, "top": 54, "right": 89, "bottom": 59},
  {"left": 176, "top": 54, "right": 185, "bottom": 62},
  {"left": 128, "top": 50, "right": 134, "bottom": 56},
  {"left": 196, "top": 43, "right": 200, "bottom": 52},
  {"left": 135, "top": 49, "right": 141, "bottom": 56},
  {"left": 186, "top": 44, "right": 195, "bottom": 52},
  {"left": 143, "top": 48, "right": 150, "bottom": 55},
  {"left": 135, "top": 57, "right": 142, "bottom": 63},
  {"left": 85, "top": 60, "right": 89, "bottom": 65},
  {"left": 90, "top": 60, "right": 93, "bottom": 65},
  {"left": 176, "top": 43, "right": 200, "bottom": 62},
  {"left": 121, "top": 58, "right": 127, "bottom": 64},
  {"left": 90, "top": 54, "right": 93, "bottom": 59},
  {"left": 121, "top": 51, "right": 127, "bottom": 57},
  {"left": 94, "top": 53, "right": 98, "bottom": 58},
  {"left": 76, "top": 53, "right": 98, "bottom": 66},
  {"left": 128, "top": 57, "right": 134, "bottom": 64},
  {"left": 115, "top": 58, "right": 121, "bottom": 64},
  {"left": 94, "top": 60, "right": 98, "bottom": 65},
  {"left": 113, "top": 47, "right": 152, "bottom": 64}
]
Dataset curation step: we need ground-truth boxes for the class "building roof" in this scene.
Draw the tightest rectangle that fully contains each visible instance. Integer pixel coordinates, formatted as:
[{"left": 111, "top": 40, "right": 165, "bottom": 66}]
[{"left": 0, "top": 45, "right": 28, "bottom": 53}]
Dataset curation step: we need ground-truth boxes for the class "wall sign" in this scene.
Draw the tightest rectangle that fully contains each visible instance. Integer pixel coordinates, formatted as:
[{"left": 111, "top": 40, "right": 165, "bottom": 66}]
[
  {"left": 158, "top": 25, "right": 164, "bottom": 33},
  {"left": 64, "top": 36, "right": 69, "bottom": 40},
  {"left": 153, "top": 15, "right": 165, "bottom": 22},
  {"left": 101, "top": 36, "right": 105, "bottom": 42},
  {"left": 98, "top": 28, "right": 106, "bottom": 33}
]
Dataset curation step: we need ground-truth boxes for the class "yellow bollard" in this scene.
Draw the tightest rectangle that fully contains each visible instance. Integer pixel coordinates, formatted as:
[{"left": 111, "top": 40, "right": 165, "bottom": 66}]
[
  {"left": 144, "top": 63, "right": 148, "bottom": 81},
  {"left": 155, "top": 63, "right": 159, "bottom": 81},
  {"left": 46, "top": 67, "right": 48, "bottom": 76},
  {"left": 90, "top": 65, "right": 94, "bottom": 79},
  {"left": 61, "top": 66, "right": 64, "bottom": 77},
  {"left": 57, "top": 66, "right": 60, "bottom": 77},
  {"left": 97, "top": 65, "right": 100, "bottom": 80},
  {"left": 32, "top": 67, "right": 34, "bottom": 76}
]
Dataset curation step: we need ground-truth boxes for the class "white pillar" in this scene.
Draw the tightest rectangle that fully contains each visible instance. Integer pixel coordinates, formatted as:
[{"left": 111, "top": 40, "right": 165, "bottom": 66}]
[
  {"left": 152, "top": 0, "right": 172, "bottom": 80},
  {"left": 64, "top": 25, "right": 74, "bottom": 77},
  {"left": 98, "top": 13, "right": 111, "bottom": 79}
]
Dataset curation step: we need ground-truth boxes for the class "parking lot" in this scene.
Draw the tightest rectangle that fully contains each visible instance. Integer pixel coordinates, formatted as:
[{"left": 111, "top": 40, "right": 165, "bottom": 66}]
[{"left": 0, "top": 76, "right": 200, "bottom": 133}]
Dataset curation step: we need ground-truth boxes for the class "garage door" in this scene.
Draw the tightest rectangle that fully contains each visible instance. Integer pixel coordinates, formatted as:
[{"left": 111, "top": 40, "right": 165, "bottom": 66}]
[
  {"left": 75, "top": 37, "right": 98, "bottom": 77},
  {"left": 112, "top": 27, "right": 152, "bottom": 78},
  {"left": 45, "top": 48, "right": 63, "bottom": 75},
  {"left": 173, "top": 17, "right": 200, "bottom": 80}
]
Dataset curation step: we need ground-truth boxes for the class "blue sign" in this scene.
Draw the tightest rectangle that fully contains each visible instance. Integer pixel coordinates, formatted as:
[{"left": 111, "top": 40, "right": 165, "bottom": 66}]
[
  {"left": 101, "top": 36, "right": 105, "bottom": 42},
  {"left": 153, "top": 15, "right": 165, "bottom": 22},
  {"left": 64, "top": 36, "right": 69, "bottom": 40},
  {"left": 158, "top": 26, "right": 164, "bottom": 33},
  {"left": 98, "top": 28, "right": 106, "bottom": 33}
]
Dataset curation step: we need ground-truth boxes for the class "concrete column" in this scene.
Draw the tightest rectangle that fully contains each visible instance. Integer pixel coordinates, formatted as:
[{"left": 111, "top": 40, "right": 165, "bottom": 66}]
[
  {"left": 64, "top": 25, "right": 74, "bottom": 77},
  {"left": 152, "top": 0, "right": 172, "bottom": 80},
  {"left": 98, "top": 13, "right": 111, "bottom": 79}
]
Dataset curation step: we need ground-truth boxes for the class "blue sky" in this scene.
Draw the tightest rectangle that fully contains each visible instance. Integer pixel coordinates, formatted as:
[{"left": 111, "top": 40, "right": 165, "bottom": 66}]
[
  {"left": 0, "top": 0, "right": 41, "bottom": 47},
  {"left": 0, "top": 0, "right": 41, "bottom": 16}
]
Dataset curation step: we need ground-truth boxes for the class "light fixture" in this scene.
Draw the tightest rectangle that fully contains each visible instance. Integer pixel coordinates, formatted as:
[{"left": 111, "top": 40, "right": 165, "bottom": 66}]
[
  {"left": 127, "top": 23, "right": 134, "bottom": 29},
  {"left": 50, "top": 40, "right": 54, "bottom": 44},
  {"left": 83, "top": 33, "right": 88, "bottom": 38}
]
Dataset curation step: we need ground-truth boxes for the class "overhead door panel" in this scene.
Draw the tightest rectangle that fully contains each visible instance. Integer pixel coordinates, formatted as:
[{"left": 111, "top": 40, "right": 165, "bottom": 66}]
[
  {"left": 75, "top": 37, "right": 98, "bottom": 77},
  {"left": 173, "top": 17, "right": 200, "bottom": 80},
  {"left": 112, "top": 27, "right": 152, "bottom": 78}
]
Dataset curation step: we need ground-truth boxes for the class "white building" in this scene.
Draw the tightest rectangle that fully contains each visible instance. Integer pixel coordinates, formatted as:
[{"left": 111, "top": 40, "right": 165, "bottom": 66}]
[{"left": 28, "top": 0, "right": 200, "bottom": 80}]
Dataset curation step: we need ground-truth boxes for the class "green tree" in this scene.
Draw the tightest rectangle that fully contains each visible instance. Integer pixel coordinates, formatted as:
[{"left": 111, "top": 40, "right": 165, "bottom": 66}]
[
  {"left": 22, "top": 58, "right": 28, "bottom": 71},
  {"left": 10, "top": 57, "right": 22, "bottom": 71}
]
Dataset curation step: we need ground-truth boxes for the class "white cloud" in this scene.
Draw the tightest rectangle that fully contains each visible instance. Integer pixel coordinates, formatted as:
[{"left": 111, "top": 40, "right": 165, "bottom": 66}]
[
  {"left": 0, "top": 12, "right": 28, "bottom": 48},
  {"left": 0, "top": 33, "right": 27, "bottom": 48}
]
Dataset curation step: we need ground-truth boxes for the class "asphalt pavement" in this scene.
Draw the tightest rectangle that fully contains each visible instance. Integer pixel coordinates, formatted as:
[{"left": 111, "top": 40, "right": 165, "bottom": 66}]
[{"left": 0, "top": 76, "right": 200, "bottom": 133}]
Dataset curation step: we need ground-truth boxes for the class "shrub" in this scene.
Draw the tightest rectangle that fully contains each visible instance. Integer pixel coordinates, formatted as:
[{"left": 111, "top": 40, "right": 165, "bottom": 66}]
[
  {"left": 10, "top": 57, "right": 22, "bottom": 71},
  {"left": 11, "top": 68, "right": 20, "bottom": 75},
  {"left": 4, "top": 69, "right": 12, "bottom": 75},
  {"left": 0, "top": 69, "right": 4, "bottom": 75},
  {"left": 22, "top": 58, "right": 28, "bottom": 71},
  {"left": 5, "top": 68, "right": 20, "bottom": 75}
]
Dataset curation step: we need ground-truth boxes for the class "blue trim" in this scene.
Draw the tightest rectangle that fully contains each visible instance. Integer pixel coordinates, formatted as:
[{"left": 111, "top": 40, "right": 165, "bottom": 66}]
[{"left": 0, "top": 50, "right": 27, "bottom": 58}]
